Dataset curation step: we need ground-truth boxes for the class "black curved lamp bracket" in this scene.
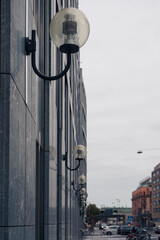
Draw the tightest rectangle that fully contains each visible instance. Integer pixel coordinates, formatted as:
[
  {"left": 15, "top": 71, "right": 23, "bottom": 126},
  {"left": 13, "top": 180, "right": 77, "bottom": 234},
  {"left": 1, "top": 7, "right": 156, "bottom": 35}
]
[
  {"left": 71, "top": 180, "right": 82, "bottom": 193},
  {"left": 63, "top": 152, "right": 82, "bottom": 171},
  {"left": 65, "top": 158, "right": 81, "bottom": 171},
  {"left": 25, "top": 30, "right": 71, "bottom": 81}
]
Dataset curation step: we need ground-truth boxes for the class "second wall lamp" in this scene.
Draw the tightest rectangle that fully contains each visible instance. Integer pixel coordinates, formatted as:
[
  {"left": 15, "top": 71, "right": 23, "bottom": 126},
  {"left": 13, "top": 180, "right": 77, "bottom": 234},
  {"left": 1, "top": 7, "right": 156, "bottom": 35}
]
[
  {"left": 25, "top": 7, "right": 90, "bottom": 80},
  {"left": 71, "top": 174, "right": 86, "bottom": 193},
  {"left": 63, "top": 145, "right": 87, "bottom": 171}
]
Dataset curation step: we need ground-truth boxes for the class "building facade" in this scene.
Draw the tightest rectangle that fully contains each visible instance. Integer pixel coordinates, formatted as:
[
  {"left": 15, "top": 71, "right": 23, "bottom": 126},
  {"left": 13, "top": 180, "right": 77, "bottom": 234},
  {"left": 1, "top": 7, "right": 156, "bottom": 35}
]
[
  {"left": 132, "top": 177, "right": 152, "bottom": 228},
  {"left": 152, "top": 163, "right": 160, "bottom": 226},
  {"left": 0, "top": 0, "right": 87, "bottom": 239}
]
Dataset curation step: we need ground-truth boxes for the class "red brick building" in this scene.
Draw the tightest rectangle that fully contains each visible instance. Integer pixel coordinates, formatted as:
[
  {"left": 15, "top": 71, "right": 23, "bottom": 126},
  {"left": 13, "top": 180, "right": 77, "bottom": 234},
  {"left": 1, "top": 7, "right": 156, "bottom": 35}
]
[
  {"left": 152, "top": 163, "right": 160, "bottom": 226},
  {"left": 132, "top": 177, "right": 152, "bottom": 228}
]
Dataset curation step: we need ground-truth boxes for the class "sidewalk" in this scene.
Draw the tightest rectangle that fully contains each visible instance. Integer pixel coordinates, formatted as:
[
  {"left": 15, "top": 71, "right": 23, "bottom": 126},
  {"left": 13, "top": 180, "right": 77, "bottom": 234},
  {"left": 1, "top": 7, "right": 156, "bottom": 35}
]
[{"left": 147, "top": 230, "right": 160, "bottom": 239}]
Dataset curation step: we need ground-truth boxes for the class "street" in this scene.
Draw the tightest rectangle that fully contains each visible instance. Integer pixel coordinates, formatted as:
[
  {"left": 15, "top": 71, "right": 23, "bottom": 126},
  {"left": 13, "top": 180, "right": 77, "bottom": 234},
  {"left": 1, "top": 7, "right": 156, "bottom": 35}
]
[
  {"left": 82, "top": 229, "right": 160, "bottom": 240},
  {"left": 82, "top": 229, "right": 126, "bottom": 240},
  {"left": 83, "top": 236, "right": 126, "bottom": 240}
]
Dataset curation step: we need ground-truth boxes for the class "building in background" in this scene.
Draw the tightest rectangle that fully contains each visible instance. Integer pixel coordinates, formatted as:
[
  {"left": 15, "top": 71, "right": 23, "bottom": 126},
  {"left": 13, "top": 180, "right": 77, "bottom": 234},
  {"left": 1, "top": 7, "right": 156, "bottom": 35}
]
[
  {"left": 0, "top": 0, "right": 87, "bottom": 239},
  {"left": 132, "top": 177, "right": 152, "bottom": 228},
  {"left": 93, "top": 207, "right": 132, "bottom": 225},
  {"left": 152, "top": 163, "right": 160, "bottom": 227}
]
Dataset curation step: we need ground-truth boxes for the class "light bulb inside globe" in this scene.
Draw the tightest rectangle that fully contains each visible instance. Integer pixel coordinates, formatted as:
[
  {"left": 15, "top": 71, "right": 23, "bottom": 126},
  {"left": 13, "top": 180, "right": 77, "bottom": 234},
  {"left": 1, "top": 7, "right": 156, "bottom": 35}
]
[{"left": 50, "top": 8, "right": 90, "bottom": 53}]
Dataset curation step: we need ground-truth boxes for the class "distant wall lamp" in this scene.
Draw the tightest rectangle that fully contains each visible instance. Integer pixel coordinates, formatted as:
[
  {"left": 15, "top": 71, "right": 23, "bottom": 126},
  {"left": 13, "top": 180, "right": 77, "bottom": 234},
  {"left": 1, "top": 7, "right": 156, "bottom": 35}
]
[
  {"left": 81, "top": 201, "right": 86, "bottom": 208},
  {"left": 71, "top": 174, "right": 86, "bottom": 193},
  {"left": 80, "top": 194, "right": 86, "bottom": 201},
  {"left": 25, "top": 8, "right": 90, "bottom": 80},
  {"left": 63, "top": 145, "right": 87, "bottom": 171},
  {"left": 80, "top": 194, "right": 86, "bottom": 205},
  {"left": 79, "top": 193, "right": 87, "bottom": 213},
  {"left": 79, "top": 187, "right": 86, "bottom": 195}
]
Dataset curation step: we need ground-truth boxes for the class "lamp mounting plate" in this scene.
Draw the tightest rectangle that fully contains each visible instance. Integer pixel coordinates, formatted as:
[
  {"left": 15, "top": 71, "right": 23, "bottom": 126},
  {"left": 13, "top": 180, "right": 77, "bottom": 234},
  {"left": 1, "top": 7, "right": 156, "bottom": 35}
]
[{"left": 25, "top": 37, "right": 36, "bottom": 55}]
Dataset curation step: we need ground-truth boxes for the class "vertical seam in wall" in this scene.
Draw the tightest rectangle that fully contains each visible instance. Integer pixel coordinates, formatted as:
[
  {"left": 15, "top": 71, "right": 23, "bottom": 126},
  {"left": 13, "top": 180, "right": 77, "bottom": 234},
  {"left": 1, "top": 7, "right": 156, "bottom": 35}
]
[{"left": 25, "top": 0, "right": 28, "bottom": 105}]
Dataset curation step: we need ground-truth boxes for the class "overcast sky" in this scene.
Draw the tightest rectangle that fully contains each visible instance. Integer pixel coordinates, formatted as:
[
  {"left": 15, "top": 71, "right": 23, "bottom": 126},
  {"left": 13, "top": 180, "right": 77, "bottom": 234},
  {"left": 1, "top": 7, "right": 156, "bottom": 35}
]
[{"left": 79, "top": 0, "right": 160, "bottom": 208}]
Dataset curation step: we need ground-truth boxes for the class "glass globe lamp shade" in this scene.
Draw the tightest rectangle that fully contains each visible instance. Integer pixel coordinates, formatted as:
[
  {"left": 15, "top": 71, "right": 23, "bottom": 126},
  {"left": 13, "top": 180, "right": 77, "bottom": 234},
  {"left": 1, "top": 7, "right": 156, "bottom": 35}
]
[
  {"left": 80, "top": 195, "right": 86, "bottom": 200},
  {"left": 81, "top": 202, "right": 86, "bottom": 208},
  {"left": 78, "top": 175, "right": 86, "bottom": 185},
  {"left": 73, "top": 145, "right": 87, "bottom": 159},
  {"left": 80, "top": 188, "right": 86, "bottom": 195},
  {"left": 50, "top": 7, "right": 90, "bottom": 53}
]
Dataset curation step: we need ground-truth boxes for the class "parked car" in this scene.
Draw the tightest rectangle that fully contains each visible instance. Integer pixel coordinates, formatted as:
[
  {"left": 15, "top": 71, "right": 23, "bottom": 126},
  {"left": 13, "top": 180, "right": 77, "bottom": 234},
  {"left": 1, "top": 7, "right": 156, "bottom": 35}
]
[
  {"left": 99, "top": 223, "right": 107, "bottom": 230},
  {"left": 155, "top": 226, "right": 160, "bottom": 234},
  {"left": 102, "top": 225, "right": 109, "bottom": 234},
  {"left": 117, "top": 225, "right": 132, "bottom": 235},
  {"left": 103, "top": 225, "right": 119, "bottom": 235},
  {"left": 117, "top": 226, "right": 121, "bottom": 234}
]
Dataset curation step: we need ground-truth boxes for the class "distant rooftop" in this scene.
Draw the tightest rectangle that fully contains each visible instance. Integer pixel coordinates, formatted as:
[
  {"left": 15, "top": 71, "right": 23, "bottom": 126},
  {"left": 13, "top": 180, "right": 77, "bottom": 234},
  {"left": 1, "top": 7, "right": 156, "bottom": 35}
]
[
  {"left": 137, "top": 176, "right": 152, "bottom": 189},
  {"left": 154, "top": 163, "right": 160, "bottom": 171}
]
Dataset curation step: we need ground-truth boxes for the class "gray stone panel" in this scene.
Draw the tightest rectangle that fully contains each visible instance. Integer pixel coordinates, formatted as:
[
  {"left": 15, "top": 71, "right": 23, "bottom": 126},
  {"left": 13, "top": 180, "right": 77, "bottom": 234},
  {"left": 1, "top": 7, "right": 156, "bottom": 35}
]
[
  {"left": 0, "top": 227, "right": 35, "bottom": 240},
  {"left": 25, "top": 109, "right": 36, "bottom": 225},
  {"left": 44, "top": 152, "right": 57, "bottom": 225},
  {"left": 8, "top": 77, "right": 26, "bottom": 226},
  {"left": 0, "top": 227, "right": 8, "bottom": 239},
  {"left": 8, "top": 227, "right": 24, "bottom": 240},
  {"left": 49, "top": 83, "right": 58, "bottom": 160},
  {"left": 0, "top": 0, "right": 10, "bottom": 73},
  {"left": 0, "top": 74, "right": 10, "bottom": 226},
  {"left": 25, "top": 226, "right": 35, "bottom": 240},
  {"left": 10, "top": 0, "right": 26, "bottom": 98},
  {"left": 44, "top": 224, "right": 56, "bottom": 240},
  {"left": 0, "top": 227, "right": 25, "bottom": 240},
  {"left": 27, "top": 0, "right": 37, "bottom": 122},
  {"left": 0, "top": 0, "right": 26, "bottom": 98},
  {"left": 62, "top": 160, "right": 66, "bottom": 225},
  {"left": 61, "top": 223, "right": 65, "bottom": 240},
  {"left": 27, "top": 57, "right": 37, "bottom": 123},
  {"left": 45, "top": 81, "right": 50, "bottom": 151},
  {"left": 0, "top": 74, "right": 36, "bottom": 227}
]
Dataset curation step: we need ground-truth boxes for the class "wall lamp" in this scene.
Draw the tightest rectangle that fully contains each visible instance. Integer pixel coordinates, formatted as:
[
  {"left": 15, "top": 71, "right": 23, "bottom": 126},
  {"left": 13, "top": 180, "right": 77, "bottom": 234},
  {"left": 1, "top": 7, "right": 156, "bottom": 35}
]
[
  {"left": 80, "top": 194, "right": 86, "bottom": 200},
  {"left": 80, "top": 187, "right": 86, "bottom": 195},
  {"left": 25, "top": 8, "right": 90, "bottom": 81},
  {"left": 71, "top": 174, "right": 86, "bottom": 193},
  {"left": 63, "top": 145, "right": 87, "bottom": 171},
  {"left": 80, "top": 194, "right": 86, "bottom": 205},
  {"left": 81, "top": 200, "right": 86, "bottom": 208},
  {"left": 79, "top": 190, "right": 86, "bottom": 209},
  {"left": 79, "top": 194, "right": 87, "bottom": 214}
]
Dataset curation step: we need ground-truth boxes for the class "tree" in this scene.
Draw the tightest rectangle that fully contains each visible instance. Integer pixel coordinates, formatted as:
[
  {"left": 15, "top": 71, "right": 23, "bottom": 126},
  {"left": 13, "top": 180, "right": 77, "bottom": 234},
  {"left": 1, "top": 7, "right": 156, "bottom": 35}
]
[{"left": 86, "top": 203, "right": 100, "bottom": 218}]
